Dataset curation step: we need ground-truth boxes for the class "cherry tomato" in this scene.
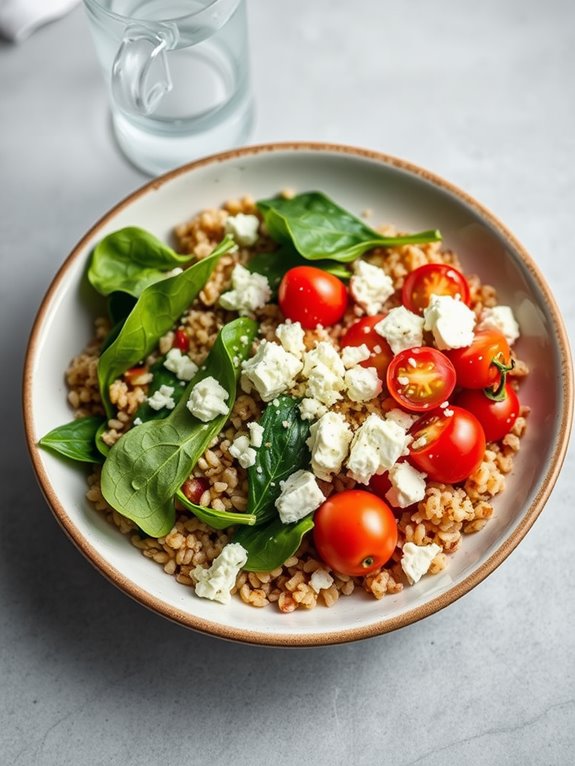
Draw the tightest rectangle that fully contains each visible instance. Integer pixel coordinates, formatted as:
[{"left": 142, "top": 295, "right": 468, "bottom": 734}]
[
  {"left": 278, "top": 266, "right": 348, "bottom": 329},
  {"left": 456, "top": 384, "right": 520, "bottom": 443},
  {"left": 340, "top": 315, "right": 393, "bottom": 380},
  {"left": 368, "top": 472, "right": 392, "bottom": 500},
  {"left": 313, "top": 490, "right": 398, "bottom": 576},
  {"left": 446, "top": 329, "right": 511, "bottom": 390},
  {"left": 386, "top": 347, "right": 456, "bottom": 412},
  {"left": 408, "top": 405, "right": 486, "bottom": 484},
  {"left": 402, "top": 263, "right": 470, "bottom": 314},
  {"left": 173, "top": 328, "right": 190, "bottom": 352}
]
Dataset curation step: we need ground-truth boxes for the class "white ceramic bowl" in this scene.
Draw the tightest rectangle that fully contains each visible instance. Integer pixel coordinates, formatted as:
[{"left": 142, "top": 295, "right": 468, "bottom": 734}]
[{"left": 23, "top": 143, "right": 573, "bottom": 646}]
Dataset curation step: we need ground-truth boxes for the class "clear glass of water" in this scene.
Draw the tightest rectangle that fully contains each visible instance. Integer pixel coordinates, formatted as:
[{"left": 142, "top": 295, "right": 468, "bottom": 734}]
[{"left": 82, "top": 0, "right": 254, "bottom": 175}]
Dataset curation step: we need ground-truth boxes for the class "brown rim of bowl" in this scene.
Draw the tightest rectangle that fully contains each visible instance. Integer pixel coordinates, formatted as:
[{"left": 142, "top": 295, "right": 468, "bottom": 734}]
[{"left": 23, "top": 141, "right": 574, "bottom": 647}]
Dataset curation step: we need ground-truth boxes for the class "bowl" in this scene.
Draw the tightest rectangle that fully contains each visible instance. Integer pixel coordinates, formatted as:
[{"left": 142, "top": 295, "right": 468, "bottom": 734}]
[{"left": 23, "top": 142, "right": 573, "bottom": 646}]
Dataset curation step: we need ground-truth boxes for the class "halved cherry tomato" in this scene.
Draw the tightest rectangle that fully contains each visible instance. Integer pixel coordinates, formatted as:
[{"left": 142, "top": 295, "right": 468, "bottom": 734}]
[
  {"left": 408, "top": 405, "right": 486, "bottom": 484},
  {"left": 402, "top": 263, "right": 470, "bottom": 314},
  {"left": 340, "top": 315, "right": 393, "bottom": 381},
  {"left": 313, "top": 490, "right": 398, "bottom": 576},
  {"left": 173, "top": 328, "right": 190, "bottom": 352},
  {"left": 456, "top": 384, "right": 520, "bottom": 443},
  {"left": 278, "top": 266, "right": 348, "bottom": 329},
  {"left": 386, "top": 347, "right": 456, "bottom": 412},
  {"left": 446, "top": 329, "right": 511, "bottom": 390}
]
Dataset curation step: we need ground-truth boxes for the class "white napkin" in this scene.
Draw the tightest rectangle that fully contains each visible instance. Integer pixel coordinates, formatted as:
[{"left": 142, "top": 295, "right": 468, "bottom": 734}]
[{"left": 0, "top": 0, "right": 80, "bottom": 42}]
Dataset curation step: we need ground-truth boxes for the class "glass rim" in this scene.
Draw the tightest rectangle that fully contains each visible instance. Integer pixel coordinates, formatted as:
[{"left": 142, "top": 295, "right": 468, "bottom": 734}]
[{"left": 82, "top": 0, "right": 241, "bottom": 25}]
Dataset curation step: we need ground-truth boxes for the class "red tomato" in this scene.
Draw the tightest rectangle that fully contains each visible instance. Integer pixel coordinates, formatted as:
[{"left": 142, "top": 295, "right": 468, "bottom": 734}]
[
  {"left": 368, "top": 471, "right": 392, "bottom": 500},
  {"left": 386, "top": 347, "right": 456, "bottom": 412},
  {"left": 278, "top": 266, "right": 348, "bottom": 329},
  {"left": 313, "top": 490, "right": 398, "bottom": 576},
  {"left": 456, "top": 384, "right": 520, "bottom": 443},
  {"left": 182, "top": 477, "right": 210, "bottom": 505},
  {"left": 340, "top": 315, "right": 393, "bottom": 380},
  {"left": 173, "top": 328, "right": 190, "bottom": 352},
  {"left": 408, "top": 405, "right": 486, "bottom": 484},
  {"left": 446, "top": 329, "right": 511, "bottom": 390},
  {"left": 402, "top": 263, "right": 470, "bottom": 314}
]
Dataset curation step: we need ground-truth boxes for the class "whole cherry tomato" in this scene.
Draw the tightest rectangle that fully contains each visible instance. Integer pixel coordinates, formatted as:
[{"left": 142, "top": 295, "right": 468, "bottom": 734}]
[
  {"left": 456, "top": 384, "right": 520, "bottom": 443},
  {"left": 408, "top": 405, "right": 486, "bottom": 484},
  {"left": 313, "top": 489, "right": 398, "bottom": 576},
  {"left": 278, "top": 266, "right": 348, "bottom": 329},
  {"left": 340, "top": 315, "right": 393, "bottom": 380},
  {"left": 446, "top": 329, "right": 511, "bottom": 390},
  {"left": 386, "top": 346, "right": 456, "bottom": 412},
  {"left": 402, "top": 263, "right": 471, "bottom": 314}
]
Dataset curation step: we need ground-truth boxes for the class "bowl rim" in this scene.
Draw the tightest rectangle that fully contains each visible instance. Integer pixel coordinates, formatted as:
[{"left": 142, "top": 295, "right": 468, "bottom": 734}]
[{"left": 22, "top": 141, "right": 574, "bottom": 647}]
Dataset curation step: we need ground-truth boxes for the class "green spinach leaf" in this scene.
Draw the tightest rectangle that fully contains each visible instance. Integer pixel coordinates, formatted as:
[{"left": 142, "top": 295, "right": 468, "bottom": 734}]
[
  {"left": 176, "top": 489, "right": 256, "bottom": 530},
  {"left": 257, "top": 191, "right": 441, "bottom": 262},
  {"left": 97, "top": 236, "right": 235, "bottom": 417},
  {"left": 248, "top": 245, "right": 350, "bottom": 294},
  {"left": 38, "top": 415, "right": 105, "bottom": 464},
  {"left": 100, "top": 317, "right": 257, "bottom": 538},
  {"left": 108, "top": 292, "right": 137, "bottom": 325},
  {"left": 247, "top": 396, "right": 312, "bottom": 525},
  {"left": 233, "top": 515, "right": 314, "bottom": 572},
  {"left": 88, "top": 227, "right": 193, "bottom": 298}
]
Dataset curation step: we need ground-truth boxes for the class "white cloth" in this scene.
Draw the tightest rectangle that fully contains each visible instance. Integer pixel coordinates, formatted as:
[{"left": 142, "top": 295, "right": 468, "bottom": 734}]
[{"left": 0, "top": 0, "right": 80, "bottom": 42}]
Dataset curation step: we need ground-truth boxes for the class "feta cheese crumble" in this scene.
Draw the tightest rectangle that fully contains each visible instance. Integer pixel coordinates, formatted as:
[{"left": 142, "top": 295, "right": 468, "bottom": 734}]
[
  {"left": 275, "top": 469, "right": 325, "bottom": 524},
  {"left": 298, "top": 397, "right": 328, "bottom": 421},
  {"left": 241, "top": 340, "right": 303, "bottom": 401},
  {"left": 309, "top": 569, "right": 334, "bottom": 593},
  {"left": 306, "top": 412, "right": 353, "bottom": 481},
  {"left": 186, "top": 376, "right": 229, "bottom": 422},
  {"left": 385, "top": 408, "right": 419, "bottom": 431},
  {"left": 385, "top": 462, "right": 427, "bottom": 509},
  {"left": 400, "top": 542, "right": 441, "bottom": 585},
  {"left": 247, "top": 421, "right": 264, "bottom": 448},
  {"left": 193, "top": 542, "right": 248, "bottom": 604},
  {"left": 478, "top": 305, "right": 520, "bottom": 346},
  {"left": 346, "top": 413, "right": 410, "bottom": 484},
  {"left": 344, "top": 365, "right": 382, "bottom": 402},
  {"left": 341, "top": 343, "right": 371, "bottom": 368},
  {"left": 224, "top": 213, "right": 260, "bottom": 246},
  {"left": 147, "top": 384, "right": 176, "bottom": 411},
  {"left": 423, "top": 294, "right": 475, "bottom": 350},
  {"left": 275, "top": 320, "right": 306, "bottom": 358},
  {"left": 302, "top": 341, "right": 346, "bottom": 407},
  {"left": 375, "top": 306, "right": 425, "bottom": 355},
  {"left": 219, "top": 263, "right": 271, "bottom": 316},
  {"left": 229, "top": 434, "right": 257, "bottom": 469},
  {"left": 349, "top": 260, "right": 394, "bottom": 315},
  {"left": 163, "top": 347, "right": 198, "bottom": 381}
]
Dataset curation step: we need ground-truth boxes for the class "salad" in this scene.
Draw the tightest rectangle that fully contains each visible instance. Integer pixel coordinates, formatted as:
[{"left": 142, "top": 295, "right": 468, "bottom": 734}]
[{"left": 40, "top": 191, "right": 528, "bottom": 611}]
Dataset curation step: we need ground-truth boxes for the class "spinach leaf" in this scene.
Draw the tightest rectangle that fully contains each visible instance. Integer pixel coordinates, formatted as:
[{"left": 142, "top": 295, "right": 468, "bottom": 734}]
[
  {"left": 38, "top": 415, "right": 105, "bottom": 464},
  {"left": 98, "top": 236, "right": 235, "bottom": 417},
  {"left": 108, "top": 292, "right": 137, "bottom": 325},
  {"left": 257, "top": 191, "right": 441, "bottom": 262},
  {"left": 233, "top": 515, "right": 314, "bottom": 572},
  {"left": 132, "top": 357, "right": 186, "bottom": 424},
  {"left": 247, "top": 396, "right": 312, "bottom": 525},
  {"left": 248, "top": 245, "right": 350, "bottom": 294},
  {"left": 176, "top": 489, "right": 256, "bottom": 530},
  {"left": 88, "top": 227, "right": 193, "bottom": 298},
  {"left": 100, "top": 317, "right": 257, "bottom": 538}
]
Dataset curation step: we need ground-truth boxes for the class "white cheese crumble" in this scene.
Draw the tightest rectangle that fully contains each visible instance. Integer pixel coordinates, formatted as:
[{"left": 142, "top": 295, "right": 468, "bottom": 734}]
[
  {"left": 385, "top": 408, "right": 419, "bottom": 431},
  {"left": 309, "top": 569, "right": 334, "bottom": 593},
  {"left": 478, "top": 305, "right": 520, "bottom": 346},
  {"left": 385, "top": 462, "right": 427, "bottom": 509},
  {"left": 219, "top": 263, "right": 271, "bottom": 316},
  {"left": 306, "top": 412, "right": 353, "bottom": 482},
  {"left": 229, "top": 434, "right": 257, "bottom": 469},
  {"left": 298, "top": 397, "right": 328, "bottom": 421},
  {"left": 346, "top": 413, "right": 410, "bottom": 484},
  {"left": 400, "top": 542, "right": 441, "bottom": 585},
  {"left": 241, "top": 340, "right": 303, "bottom": 401},
  {"left": 147, "top": 384, "right": 176, "bottom": 411},
  {"left": 349, "top": 260, "right": 394, "bottom": 315},
  {"left": 275, "top": 320, "right": 306, "bottom": 359},
  {"left": 186, "top": 376, "right": 230, "bottom": 422},
  {"left": 247, "top": 421, "right": 264, "bottom": 448},
  {"left": 163, "top": 267, "right": 184, "bottom": 278},
  {"left": 193, "top": 542, "right": 248, "bottom": 604},
  {"left": 302, "top": 341, "right": 346, "bottom": 407},
  {"left": 341, "top": 343, "right": 371, "bottom": 368},
  {"left": 275, "top": 469, "right": 325, "bottom": 524},
  {"left": 375, "top": 306, "right": 425, "bottom": 355},
  {"left": 224, "top": 213, "right": 260, "bottom": 246},
  {"left": 163, "top": 347, "right": 198, "bottom": 381},
  {"left": 344, "top": 365, "right": 382, "bottom": 403},
  {"left": 423, "top": 294, "right": 475, "bottom": 350}
]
